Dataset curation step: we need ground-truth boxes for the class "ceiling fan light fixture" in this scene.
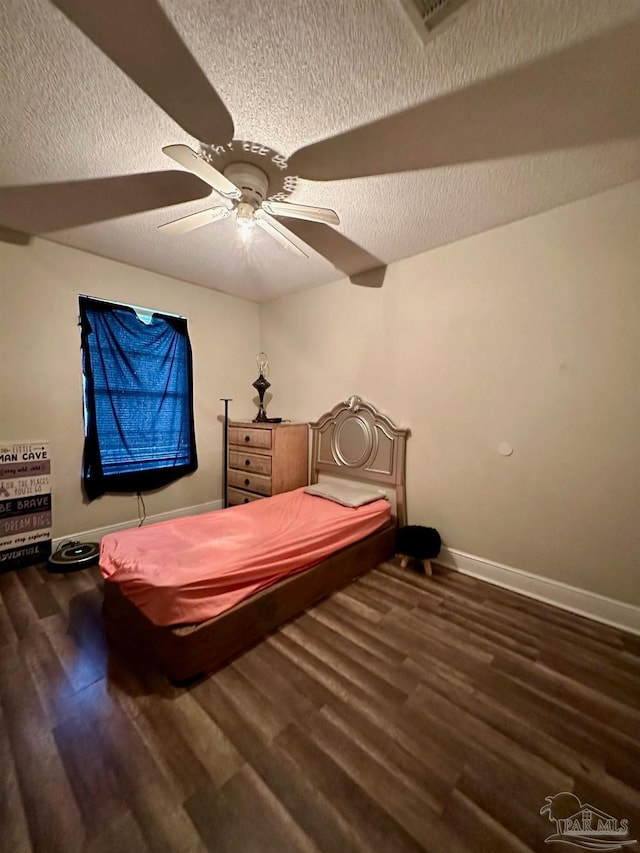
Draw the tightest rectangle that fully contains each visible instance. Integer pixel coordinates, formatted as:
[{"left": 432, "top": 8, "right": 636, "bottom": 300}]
[
  {"left": 158, "top": 152, "right": 335, "bottom": 259},
  {"left": 236, "top": 201, "right": 256, "bottom": 240}
]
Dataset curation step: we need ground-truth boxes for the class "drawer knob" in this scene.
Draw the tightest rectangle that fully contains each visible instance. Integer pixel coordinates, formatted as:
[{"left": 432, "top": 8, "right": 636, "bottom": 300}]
[
  {"left": 243, "top": 498, "right": 249, "bottom": 504},
  {"left": 244, "top": 478, "right": 250, "bottom": 486},
  {"left": 244, "top": 435, "right": 250, "bottom": 442},
  {"left": 244, "top": 459, "right": 251, "bottom": 466}
]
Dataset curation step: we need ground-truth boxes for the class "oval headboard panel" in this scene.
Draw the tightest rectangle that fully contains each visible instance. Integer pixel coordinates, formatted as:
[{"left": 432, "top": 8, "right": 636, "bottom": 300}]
[{"left": 309, "top": 395, "right": 410, "bottom": 525}]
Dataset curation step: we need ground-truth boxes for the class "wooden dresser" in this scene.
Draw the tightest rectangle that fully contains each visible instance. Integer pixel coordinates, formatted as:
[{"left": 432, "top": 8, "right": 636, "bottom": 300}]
[{"left": 227, "top": 421, "right": 308, "bottom": 506}]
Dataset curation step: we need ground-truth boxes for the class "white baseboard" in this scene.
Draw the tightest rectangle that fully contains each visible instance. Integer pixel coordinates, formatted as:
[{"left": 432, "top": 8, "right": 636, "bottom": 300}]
[
  {"left": 52, "top": 500, "right": 223, "bottom": 551},
  {"left": 437, "top": 546, "right": 640, "bottom": 637}
]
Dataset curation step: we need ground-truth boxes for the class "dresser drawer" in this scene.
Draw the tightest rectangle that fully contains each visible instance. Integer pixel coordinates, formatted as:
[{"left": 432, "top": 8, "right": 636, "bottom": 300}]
[
  {"left": 228, "top": 450, "right": 272, "bottom": 476},
  {"left": 227, "top": 487, "right": 264, "bottom": 506},
  {"left": 228, "top": 469, "right": 272, "bottom": 496},
  {"left": 229, "top": 427, "right": 272, "bottom": 450}
]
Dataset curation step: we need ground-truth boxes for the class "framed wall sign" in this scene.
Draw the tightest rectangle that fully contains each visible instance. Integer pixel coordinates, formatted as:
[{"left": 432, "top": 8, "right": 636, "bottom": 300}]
[{"left": 0, "top": 441, "right": 52, "bottom": 571}]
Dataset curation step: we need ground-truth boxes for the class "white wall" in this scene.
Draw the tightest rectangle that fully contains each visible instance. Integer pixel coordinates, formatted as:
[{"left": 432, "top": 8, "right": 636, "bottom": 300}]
[
  {"left": 2, "top": 184, "right": 638, "bottom": 611},
  {"left": 261, "top": 181, "right": 640, "bottom": 607},
  {"left": 0, "top": 238, "right": 259, "bottom": 538}
]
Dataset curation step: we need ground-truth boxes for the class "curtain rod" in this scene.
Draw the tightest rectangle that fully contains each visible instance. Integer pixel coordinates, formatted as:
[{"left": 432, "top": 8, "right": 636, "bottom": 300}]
[{"left": 78, "top": 294, "right": 186, "bottom": 320}]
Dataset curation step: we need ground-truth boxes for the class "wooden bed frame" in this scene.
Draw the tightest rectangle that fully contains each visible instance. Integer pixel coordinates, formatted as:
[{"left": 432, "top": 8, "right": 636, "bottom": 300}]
[{"left": 102, "top": 396, "right": 409, "bottom": 683}]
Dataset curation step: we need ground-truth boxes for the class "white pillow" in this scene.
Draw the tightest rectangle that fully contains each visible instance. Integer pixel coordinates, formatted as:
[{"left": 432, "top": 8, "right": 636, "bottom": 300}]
[{"left": 304, "top": 482, "right": 387, "bottom": 508}]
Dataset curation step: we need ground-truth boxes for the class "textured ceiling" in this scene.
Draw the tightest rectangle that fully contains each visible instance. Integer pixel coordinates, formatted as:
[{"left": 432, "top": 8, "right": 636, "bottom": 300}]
[{"left": 1, "top": 0, "right": 639, "bottom": 302}]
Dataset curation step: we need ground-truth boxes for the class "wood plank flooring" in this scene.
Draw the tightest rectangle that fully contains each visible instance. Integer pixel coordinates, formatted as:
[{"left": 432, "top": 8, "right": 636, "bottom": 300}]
[{"left": 1, "top": 559, "right": 639, "bottom": 852}]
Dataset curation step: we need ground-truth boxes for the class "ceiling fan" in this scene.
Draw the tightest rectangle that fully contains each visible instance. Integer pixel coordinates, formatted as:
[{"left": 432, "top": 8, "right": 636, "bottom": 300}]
[
  {"left": 2, "top": 0, "right": 637, "bottom": 287},
  {"left": 159, "top": 145, "right": 340, "bottom": 259}
]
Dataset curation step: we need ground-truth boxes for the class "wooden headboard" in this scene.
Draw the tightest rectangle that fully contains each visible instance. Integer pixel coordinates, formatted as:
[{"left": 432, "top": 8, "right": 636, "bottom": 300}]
[{"left": 309, "top": 396, "right": 410, "bottom": 526}]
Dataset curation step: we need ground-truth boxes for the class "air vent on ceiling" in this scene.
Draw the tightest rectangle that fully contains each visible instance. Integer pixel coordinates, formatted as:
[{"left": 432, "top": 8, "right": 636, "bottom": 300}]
[{"left": 394, "top": 0, "right": 472, "bottom": 44}]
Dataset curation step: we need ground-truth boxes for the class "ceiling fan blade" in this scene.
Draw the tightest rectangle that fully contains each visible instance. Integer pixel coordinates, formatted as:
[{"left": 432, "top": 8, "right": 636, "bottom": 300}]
[
  {"left": 159, "top": 206, "right": 231, "bottom": 235},
  {"left": 163, "top": 145, "right": 242, "bottom": 200},
  {"left": 0, "top": 225, "right": 31, "bottom": 246},
  {"left": 254, "top": 211, "right": 309, "bottom": 258},
  {"left": 349, "top": 267, "right": 387, "bottom": 288},
  {"left": 274, "top": 219, "right": 386, "bottom": 287},
  {"left": 50, "top": 0, "right": 234, "bottom": 144},
  {"left": 261, "top": 200, "right": 340, "bottom": 226},
  {"left": 0, "top": 171, "right": 211, "bottom": 235},
  {"left": 289, "top": 22, "right": 640, "bottom": 181}
]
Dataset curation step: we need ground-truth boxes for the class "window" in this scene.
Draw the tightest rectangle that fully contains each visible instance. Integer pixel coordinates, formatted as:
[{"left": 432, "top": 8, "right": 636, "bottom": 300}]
[{"left": 79, "top": 296, "right": 197, "bottom": 500}]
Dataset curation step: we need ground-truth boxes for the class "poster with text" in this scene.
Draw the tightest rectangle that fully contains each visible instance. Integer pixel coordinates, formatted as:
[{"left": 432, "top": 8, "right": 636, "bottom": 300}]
[{"left": 0, "top": 441, "right": 52, "bottom": 571}]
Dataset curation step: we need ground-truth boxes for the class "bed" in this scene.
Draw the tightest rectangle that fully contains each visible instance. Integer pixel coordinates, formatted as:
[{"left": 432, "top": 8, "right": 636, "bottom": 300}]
[{"left": 101, "top": 395, "right": 409, "bottom": 682}]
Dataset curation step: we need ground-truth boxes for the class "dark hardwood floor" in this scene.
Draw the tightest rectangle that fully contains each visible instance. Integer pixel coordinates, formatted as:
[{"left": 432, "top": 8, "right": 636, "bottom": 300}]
[{"left": 1, "top": 559, "right": 639, "bottom": 852}]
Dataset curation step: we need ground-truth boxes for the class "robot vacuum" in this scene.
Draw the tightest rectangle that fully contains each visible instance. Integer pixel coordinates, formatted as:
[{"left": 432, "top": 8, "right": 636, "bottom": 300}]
[{"left": 48, "top": 540, "right": 100, "bottom": 573}]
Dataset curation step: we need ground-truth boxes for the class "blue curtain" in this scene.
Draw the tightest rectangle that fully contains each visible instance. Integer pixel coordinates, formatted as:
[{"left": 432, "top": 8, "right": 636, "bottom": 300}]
[{"left": 80, "top": 296, "right": 197, "bottom": 500}]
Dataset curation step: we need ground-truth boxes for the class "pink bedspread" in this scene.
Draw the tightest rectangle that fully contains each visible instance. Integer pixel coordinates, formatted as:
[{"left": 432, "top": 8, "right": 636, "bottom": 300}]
[{"left": 100, "top": 487, "right": 391, "bottom": 626}]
